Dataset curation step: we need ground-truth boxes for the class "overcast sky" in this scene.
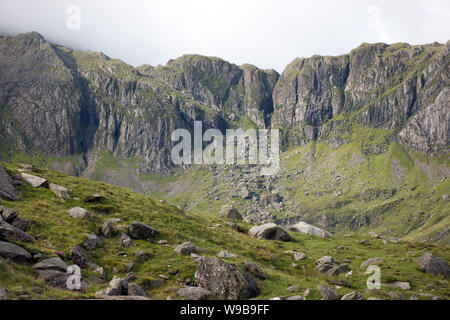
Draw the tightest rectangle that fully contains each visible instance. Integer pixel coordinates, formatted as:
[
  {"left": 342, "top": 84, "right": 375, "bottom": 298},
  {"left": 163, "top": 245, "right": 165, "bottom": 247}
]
[{"left": 0, "top": 0, "right": 449, "bottom": 72}]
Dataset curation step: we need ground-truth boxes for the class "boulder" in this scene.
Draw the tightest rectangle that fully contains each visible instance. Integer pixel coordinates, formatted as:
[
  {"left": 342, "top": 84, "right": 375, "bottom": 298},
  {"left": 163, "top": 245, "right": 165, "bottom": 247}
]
[
  {"left": 33, "top": 257, "right": 68, "bottom": 272},
  {"left": 248, "top": 223, "right": 294, "bottom": 242},
  {"left": 0, "top": 240, "right": 32, "bottom": 263},
  {"left": 97, "top": 277, "right": 128, "bottom": 296},
  {"left": 134, "top": 250, "right": 150, "bottom": 263},
  {"left": 417, "top": 252, "right": 449, "bottom": 278},
  {"left": 243, "top": 261, "right": 267, "bottom": 280},
  {"left": 49, "top": 183, "right": 72, "bottom": 199},
  {"left": 0, "top": 287, "right": 7, "bottom": 300},
  {"left": 119, "top": 232, "right": 135, "bottom": 248},
  {"left": 341, "top": 291, "right": 363, "bottom": 300},
  {"left": 20, "top": 173, "right": 48, "bottom": 188},
  {"left": 219, "top": 205, "right": 243, "bottom": 221},
  {"left": 37, "top": 269, "right": 73, "bottom": 290},
  {"left": 195, "top": 257, "right": 259, "bottom": 300},
  {"left": 0, "top": 206, "right": 18, "bottom": 223},
  {"left": 174, "top": 241, "right": 205, "bottom": 255},
  {"left": 127, "top": 221, "right": 159, "bottom": 240},
  {"left": 315, "top": 256, "right": 339, "bottom": 273},
  {"left": 68, "top": 207, "right": 92, "bottom": 220},
  {"left": 11, "top": 217, "right": 32, "bottom": 231},
  {"left": 69, "top": 246, "right": 92, "bottom": 268},
  {"left": 360, "top": 257, "right": 384, "bottom": 269},
  {"left": 83, "top": 233, "right": 99, "bottom": 250},
  {"left": 0, "top": 166, "right": 18, "bottom": 201},
  {"left": 289, "top": 222, "right": 331, "bottom": 238},
  {"left": 326, "top": 264, "right": 351, "bottom": 277},
  {"left": 127, "top": 283, "right": 147, "bottom": 297},
  {"left": 101, "top": 218, "right": 121, "bottom": 238},
  {"left": 177, "top": 286, "right": 215, "bottom": 300},
  {"left": 317, "top": 284, "right": 338, "bottom": 300},
  {"left": 327, "top": 279, "right": 352, "bottom": 288},
  {"left": 286, "top": 250, "right": 306, "bottom": 261},
  {"left": 240, "top": 187, "right": 251, "bottom": 199},
  {"left": 84, "top": 194, "right": 104, "bottom": 203},
  {"left": 0, "top": 220, "right": 35, "bottom": 243}
]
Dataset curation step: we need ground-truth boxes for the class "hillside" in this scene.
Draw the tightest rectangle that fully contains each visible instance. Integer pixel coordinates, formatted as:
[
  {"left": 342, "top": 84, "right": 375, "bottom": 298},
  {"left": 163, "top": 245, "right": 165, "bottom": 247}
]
[
  {"left": 0, "top": 163, "right": 448, "bottom": 300},
  {"left": 0, "top": 32, "right": 448, "bottom": 244}
]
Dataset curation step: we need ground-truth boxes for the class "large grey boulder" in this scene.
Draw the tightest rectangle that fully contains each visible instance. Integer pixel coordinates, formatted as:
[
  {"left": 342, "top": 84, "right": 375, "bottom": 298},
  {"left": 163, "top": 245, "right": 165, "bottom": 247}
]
[
  {"left": 177, "top": 286, "right": 215, "bottom": 300},
  {"left": 127, "top": 221, "right": 159, "bottom": 240},
  {"left": 33, "top": 257, "right": 68, "bottom": 272},
  {"left": 289, "top": 222, "right": 331, "bottom": 238},
  {"left": 315, "top": 256, "right": 339, "bottom": 273},
  {"left": 417, "top": 252, "right": 449, "bottom": 278},
  {"left": 317, "top": 284, "right": 339, "bottom": 300},
  {"left": 37, "top": 269, "right": 72, "bottom": 289},
  {"left": 0, "top": 166, "right": 18, "bottom": 201},
  {"left": 0, "top": 240, "right": 32, "bottom": 263},
  {"left": 20, "top": 173, "right": 48, "bottom": 188},
  {"left": 69, "top": 246, "right": 92, "bottom": 268},
  {"left": 49, "top": 183, "right": 72, "bottom": 199},
  {"left": 248, "top": 223, "right": 294, "bottom": 242},
  {"left": 195, "top": 257, "right": 259, "bottom": 300},
  {"left": 174, "top": 241, "right": 205, "bottom": 255},
  {"left": 0, "top": 220, "right": 35, "bottom": 243},
  {"left": 68, "top": 207, "right": 92, "bottom": 220},
  {"left": 219, "top": 205, "right": 243, "bottom": 221}
]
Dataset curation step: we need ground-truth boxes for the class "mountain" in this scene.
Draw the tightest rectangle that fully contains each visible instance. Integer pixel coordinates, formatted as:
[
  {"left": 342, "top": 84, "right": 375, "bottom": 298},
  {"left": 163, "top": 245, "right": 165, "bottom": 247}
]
[{"left": 0, "top": 32, "right": 449, "bottom": 243}]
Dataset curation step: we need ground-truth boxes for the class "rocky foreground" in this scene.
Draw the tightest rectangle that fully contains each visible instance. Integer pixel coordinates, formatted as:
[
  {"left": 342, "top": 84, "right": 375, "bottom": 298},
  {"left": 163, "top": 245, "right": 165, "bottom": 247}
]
[{"left": 0, "top": 163, "right": 448, "bottom": 300}]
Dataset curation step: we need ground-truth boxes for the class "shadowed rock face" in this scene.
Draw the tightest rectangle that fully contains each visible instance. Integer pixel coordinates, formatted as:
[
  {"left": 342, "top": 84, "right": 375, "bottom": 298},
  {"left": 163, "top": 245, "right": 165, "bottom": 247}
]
[
  {"left": 0, "top": 167, "right": 18, "bottom": 201},
  {"left": 0, "top": 32, "right": 447, "bottom": 178},
  {"left": 195, "top": 257, "right": 259, "bottom": 300}
]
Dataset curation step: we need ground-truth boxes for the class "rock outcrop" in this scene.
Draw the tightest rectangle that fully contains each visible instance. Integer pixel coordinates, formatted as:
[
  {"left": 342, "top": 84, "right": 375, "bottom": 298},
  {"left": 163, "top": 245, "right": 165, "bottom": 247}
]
[{"left": 195, "top": 257, "right": 259, "bottom": 300}]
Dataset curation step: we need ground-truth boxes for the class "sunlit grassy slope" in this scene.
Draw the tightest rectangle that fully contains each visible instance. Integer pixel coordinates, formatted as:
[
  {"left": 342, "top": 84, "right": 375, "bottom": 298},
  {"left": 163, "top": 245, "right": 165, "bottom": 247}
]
[{"left": 0, "top": 162, "right": 448, "bottom": 300}]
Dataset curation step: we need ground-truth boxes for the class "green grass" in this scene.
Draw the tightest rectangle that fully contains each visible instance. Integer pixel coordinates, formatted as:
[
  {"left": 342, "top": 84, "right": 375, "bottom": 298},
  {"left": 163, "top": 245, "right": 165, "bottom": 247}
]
[{"left": 0, "top": 161, "right": 448, "bottom": 300}]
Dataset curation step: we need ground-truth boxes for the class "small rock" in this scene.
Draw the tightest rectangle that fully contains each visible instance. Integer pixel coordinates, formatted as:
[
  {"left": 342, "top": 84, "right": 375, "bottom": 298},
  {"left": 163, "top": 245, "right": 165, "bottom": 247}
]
[
  {"left": 174, "top": 241, "right": 205, "bottom": 255},
  {"left": 219, "top": 205, "right": 243, "bottom": 221},
  {"left": 243, "top": 261, "right": 267, "bottom": 280},
  {"left": 317, "top": 284, "right": 338, "bottom": 300},
  {"left": 49, "top": 183, "right": 72, "bottom": 199},
  {"left": 68, "top": 207, "right": 91, "bottom": 220},
  {"left": 360, "top": 257, "right": 384, "bottom": 269},
  {"left": 177, "top": 286, "right": 215, "bottom": 300},
  {"left": 83, "top": 233, "right": 99, "bottom": 250},
  {"left": 341, "top": 291, "right": 363, "bottom": 300},
  {"left": 286, "top": 285, "right": 299, "bottom": 293},
  {"left": 69, "top": 246, "right": 91, "bottom": 268},
  {"left": 217, "top": 250, "right": 237, "bottom": 259}
]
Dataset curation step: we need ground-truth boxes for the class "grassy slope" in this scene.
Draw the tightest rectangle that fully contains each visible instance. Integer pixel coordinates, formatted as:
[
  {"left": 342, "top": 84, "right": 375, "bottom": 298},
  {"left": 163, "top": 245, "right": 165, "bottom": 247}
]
[{"left": 0, "top": 162, "right": 448, "bottom": 300}]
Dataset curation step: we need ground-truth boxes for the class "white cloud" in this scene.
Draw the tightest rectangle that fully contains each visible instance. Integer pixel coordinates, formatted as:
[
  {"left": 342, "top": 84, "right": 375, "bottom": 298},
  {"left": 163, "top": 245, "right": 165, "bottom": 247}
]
[{"left": 0, "top": 0, "right": 448, "bottom": 72}]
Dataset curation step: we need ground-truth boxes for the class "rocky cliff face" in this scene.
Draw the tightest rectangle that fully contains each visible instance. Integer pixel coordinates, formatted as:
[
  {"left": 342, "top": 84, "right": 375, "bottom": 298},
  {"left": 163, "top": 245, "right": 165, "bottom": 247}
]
[{"left": 0, "top": 32, "right": 448, "bottom": 175}]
